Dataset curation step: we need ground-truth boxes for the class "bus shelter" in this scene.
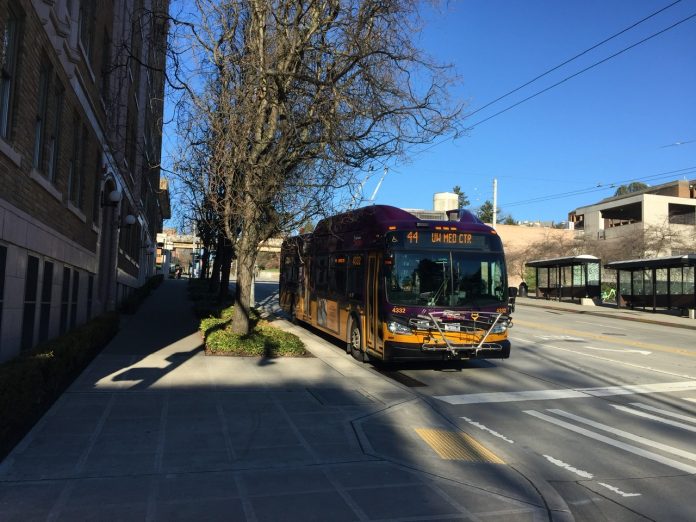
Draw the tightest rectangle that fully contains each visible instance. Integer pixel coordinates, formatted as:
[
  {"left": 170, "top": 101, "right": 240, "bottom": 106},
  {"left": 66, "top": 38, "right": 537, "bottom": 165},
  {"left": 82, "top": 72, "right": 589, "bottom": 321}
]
[
  {"left": 604, "top": 254, "right": 696, "bottom": 312},
  {"left": 525, "top": 255, "right": 601, "bottom": 302}
]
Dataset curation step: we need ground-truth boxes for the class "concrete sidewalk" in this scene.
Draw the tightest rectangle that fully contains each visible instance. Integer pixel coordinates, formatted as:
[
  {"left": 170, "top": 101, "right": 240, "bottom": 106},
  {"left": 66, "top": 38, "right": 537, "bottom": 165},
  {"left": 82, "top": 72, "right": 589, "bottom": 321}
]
[
  {"left": 516, "top": 296, "right": 696, "bottom": 331},
  {"left": 0, "top": 279, "right": 565, "bottom": 521}
]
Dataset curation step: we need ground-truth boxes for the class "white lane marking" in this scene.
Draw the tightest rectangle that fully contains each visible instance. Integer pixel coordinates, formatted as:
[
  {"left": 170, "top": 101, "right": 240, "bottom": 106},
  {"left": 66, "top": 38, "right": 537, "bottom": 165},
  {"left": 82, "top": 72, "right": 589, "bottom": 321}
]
[
  {"left": 461, "top": 416, "right": 514, "bottom": 444},
  {"left": 597, "top": 483, "right": 641, "bottom": 497},
  {"left": 583, "top": 345, "right": 651, "bottom": 356},
  {"left": 685, "top": 398, "right": 696, "bottom": 403},
  {"left": 576, "top": 321, "right": 626, "bottom": 331},
  {"left": 611, "top": 405, "right": 696, "bottom": 433},
  {"left": 630, "top": 402, "right": 696, "bottom": 424},
  {"left": 435, "top": 380, "right": 696, "bottom": 405},
  {"left": 524, "top": 410, "right": 696, "bottom": 474},
  {"left": 537, "top": 335, "right": 585, "bottom": 342},
  {"left": 543, "top": 455, "right": 593, "bottom": 478},
  {"left": 548, "top": 409, "right": 696, "bottom": 462}
]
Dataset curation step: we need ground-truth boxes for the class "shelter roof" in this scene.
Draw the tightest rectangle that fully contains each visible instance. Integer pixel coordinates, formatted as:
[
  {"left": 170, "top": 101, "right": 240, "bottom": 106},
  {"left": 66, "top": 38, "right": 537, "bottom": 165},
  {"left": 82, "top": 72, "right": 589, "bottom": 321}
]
[
  {"left": 604, "top": 254, "right": 696, "bottom": 270},
  {"left": 525, "top": 255, "right": 600, "bottom": 268}
]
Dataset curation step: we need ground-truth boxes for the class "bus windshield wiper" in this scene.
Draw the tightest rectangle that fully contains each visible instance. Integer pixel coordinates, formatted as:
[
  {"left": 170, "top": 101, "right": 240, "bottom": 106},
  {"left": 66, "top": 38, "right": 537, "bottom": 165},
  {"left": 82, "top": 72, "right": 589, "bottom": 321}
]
[{"left": 428, "top": 274, "right": 449, "bottom": 306}]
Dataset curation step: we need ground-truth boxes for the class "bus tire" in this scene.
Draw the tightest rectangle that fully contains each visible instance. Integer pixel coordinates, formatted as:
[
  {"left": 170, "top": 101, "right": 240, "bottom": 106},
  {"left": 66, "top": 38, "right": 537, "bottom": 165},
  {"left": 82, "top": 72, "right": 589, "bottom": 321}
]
[{"left": 348, "top": 317, "right": 365, "bottom": 361}]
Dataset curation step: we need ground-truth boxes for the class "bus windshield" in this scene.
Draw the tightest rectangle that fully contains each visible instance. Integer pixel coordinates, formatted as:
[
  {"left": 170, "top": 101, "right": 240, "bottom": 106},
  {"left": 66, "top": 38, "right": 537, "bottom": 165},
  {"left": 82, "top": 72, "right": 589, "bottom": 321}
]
[{"left": 386, "top": 251, "right": 506, "bottom": 307}]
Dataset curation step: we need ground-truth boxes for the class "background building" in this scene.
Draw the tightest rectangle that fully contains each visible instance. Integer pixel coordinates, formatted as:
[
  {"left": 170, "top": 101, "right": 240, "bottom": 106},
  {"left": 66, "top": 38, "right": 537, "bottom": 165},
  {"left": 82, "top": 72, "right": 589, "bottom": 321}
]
[
  {"left": 0, "top": 0, "right": 170, "bottom": 361},
  {"left": 569, "top": 179, "right": 696, "bottom": 258}
]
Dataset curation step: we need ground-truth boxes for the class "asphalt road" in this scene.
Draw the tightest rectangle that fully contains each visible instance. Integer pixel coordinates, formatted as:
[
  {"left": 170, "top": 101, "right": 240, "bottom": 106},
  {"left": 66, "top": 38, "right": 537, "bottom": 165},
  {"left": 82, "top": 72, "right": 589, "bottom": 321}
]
[
  {"left": 393, "top": 305, "right": 696, "bottom": 522},
  {"left": 255, "top": 280, "right": 696, "bottom": 521}
]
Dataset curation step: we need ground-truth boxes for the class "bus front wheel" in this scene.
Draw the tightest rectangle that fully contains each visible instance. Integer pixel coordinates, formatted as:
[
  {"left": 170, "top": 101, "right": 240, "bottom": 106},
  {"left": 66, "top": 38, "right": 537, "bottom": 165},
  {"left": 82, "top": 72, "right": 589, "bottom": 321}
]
[{"left": 348, "top": 319, "right": 366, "bottom": 362}]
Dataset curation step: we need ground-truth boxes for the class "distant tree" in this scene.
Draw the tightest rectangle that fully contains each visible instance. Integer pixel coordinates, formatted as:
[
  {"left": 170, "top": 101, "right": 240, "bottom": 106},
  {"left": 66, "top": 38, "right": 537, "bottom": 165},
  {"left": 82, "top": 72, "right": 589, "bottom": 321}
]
[
  {"left": 614, "top": 182, "right": 648, "bottom": 196},
  {"left": 452, "top": 185, "right": 470, "bottom": 208},
  {"left": 501, "top": 214, "right": 516, "bottom": 225},
  {"left": 476, "top": 200, "right": 499, "bottom": 223}
]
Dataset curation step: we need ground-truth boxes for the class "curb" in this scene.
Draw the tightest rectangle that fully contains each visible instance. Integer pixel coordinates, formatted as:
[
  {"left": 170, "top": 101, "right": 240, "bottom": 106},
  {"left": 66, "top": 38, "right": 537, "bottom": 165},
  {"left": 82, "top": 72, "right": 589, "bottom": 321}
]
[{"left": 517, "top": 300, "right": 696, "bottom": 331}]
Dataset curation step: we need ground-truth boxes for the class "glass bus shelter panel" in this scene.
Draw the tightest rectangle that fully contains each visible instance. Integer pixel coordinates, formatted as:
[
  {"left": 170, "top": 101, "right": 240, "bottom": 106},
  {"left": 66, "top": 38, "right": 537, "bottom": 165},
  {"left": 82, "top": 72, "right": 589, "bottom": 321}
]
[{"left": 587, "top": 262, "right": 600, "bottom": 285}]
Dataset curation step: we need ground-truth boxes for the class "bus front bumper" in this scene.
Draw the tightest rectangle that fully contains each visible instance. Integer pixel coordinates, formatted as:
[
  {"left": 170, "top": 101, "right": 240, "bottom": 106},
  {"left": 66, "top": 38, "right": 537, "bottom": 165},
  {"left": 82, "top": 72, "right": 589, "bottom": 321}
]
[{"left": 383, "top": 340, "right": 511, "bottom": 361}]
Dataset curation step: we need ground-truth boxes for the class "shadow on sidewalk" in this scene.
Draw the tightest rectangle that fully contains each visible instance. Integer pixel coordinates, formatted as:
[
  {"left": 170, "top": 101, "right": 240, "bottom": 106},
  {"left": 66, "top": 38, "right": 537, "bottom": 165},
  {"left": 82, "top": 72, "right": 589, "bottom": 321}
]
[{"left": 111, "top": 345, "right": 205, "bottom": 390}]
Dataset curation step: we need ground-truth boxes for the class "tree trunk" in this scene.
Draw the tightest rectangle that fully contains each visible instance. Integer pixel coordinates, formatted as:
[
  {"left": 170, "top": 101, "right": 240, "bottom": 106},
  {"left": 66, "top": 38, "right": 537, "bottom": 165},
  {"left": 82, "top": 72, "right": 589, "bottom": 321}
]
[
  {"left": 231, "top": 233, "right": 259, "bottom": 335},
  {"left": 209, "top": 234, "right": 223, "bottom": 291},
  {"left": 200, "top": 247, "right": 210, "bottom": 279},
  {"left": 218, "top": 240, "right": 233, "bottom": 302}
]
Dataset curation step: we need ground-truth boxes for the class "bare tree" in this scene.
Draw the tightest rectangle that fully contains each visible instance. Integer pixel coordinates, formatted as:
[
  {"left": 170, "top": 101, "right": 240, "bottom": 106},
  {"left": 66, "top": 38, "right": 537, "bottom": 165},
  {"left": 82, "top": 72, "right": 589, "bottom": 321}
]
[{"left": 168, "top": 0, "right": 462, "bottom": 334}]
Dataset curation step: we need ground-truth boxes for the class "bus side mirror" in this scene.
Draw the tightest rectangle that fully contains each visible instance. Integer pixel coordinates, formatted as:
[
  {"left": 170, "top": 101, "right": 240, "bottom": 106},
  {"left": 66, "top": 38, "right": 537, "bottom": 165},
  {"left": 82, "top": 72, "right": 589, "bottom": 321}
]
[{"left": 508, "top": 286, "right": 518, "bottom": 298}]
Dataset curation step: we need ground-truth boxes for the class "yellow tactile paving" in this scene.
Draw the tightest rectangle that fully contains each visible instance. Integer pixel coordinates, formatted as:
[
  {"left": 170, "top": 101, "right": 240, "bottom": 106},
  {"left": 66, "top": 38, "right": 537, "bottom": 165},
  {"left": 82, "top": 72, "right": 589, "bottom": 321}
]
[{"left": 415, "top": 428, "right": 505, "bottom": 463}]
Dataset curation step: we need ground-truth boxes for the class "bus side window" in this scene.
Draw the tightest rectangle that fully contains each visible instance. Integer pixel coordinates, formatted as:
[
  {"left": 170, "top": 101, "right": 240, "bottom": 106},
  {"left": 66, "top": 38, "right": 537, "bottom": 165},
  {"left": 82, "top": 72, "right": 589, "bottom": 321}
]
[
  {"left": 315, "top": 256, "right": 329, "bottom": 295},
  {"left": 329, "top": 255, "right": 347, "bottom": 298},
  {"left": 347, "top": 255, "right": 364, "bottom": 300}
]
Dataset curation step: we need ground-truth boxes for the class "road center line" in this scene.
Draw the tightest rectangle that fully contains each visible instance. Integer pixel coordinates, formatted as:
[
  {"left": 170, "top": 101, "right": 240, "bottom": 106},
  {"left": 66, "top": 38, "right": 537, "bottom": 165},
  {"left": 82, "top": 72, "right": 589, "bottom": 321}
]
[
  {"left": 576, "top": 321, "right": 626, "bottom": 331},
  {"left": 514, "top": 319, "right": 694, "bottom": 356},
  {"left": 543, "top": 454, "right": 593, "bottom": 478},
  {"left": 435, "top": 380, "right": 696, "bottom": 405},
  {"left": 461, "top": 416, "right": 515, "bottom": 444},
  {"left": 597, "top": 483, "right": 641, "bottom": 497},
  {"left": 524, "top": 410, "right": 696, "bottom": 474}
]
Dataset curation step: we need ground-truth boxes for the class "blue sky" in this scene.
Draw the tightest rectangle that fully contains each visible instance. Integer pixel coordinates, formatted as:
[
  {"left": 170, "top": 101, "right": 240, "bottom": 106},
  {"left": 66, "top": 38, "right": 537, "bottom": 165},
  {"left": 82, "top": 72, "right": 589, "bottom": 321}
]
[
  {"left": 360, "top": 0, "right": 696, "bottom": 223},
  {"left": 162, "top": 0, "right": 695, "bottom": 227}
]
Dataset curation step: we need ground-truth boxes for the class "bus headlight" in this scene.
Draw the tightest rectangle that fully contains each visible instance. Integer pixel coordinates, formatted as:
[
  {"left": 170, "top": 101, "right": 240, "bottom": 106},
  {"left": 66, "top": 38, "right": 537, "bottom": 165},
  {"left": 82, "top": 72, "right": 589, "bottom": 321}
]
[
  {"left": 490, "top": 321, "right": 509, "bottom": 334},
  {"left": 388, "top": 321, "right": 412, "bottom": 335}
]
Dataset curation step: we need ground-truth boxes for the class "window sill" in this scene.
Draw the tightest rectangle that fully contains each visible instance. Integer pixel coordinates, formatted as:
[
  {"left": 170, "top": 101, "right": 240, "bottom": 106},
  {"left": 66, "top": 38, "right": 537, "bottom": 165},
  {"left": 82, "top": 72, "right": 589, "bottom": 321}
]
[
  {"left": 78, "top": 42, "right": 96, "bottom": 83},
  {"left": 0, "top": 138, "right": 22, "bottom": 167},
  {"left": 30, "top": 168, "right": 63, "bottom": 202},
  {"left": 67, "top": 201, "right": 87, "bottom": 223}
]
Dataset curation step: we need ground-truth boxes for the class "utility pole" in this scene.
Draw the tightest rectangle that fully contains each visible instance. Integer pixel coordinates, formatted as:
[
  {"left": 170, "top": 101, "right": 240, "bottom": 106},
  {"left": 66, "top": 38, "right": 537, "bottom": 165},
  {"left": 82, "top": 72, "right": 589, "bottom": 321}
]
[{"left": 492, "top": 178, "right": 498, "bottom": 228}]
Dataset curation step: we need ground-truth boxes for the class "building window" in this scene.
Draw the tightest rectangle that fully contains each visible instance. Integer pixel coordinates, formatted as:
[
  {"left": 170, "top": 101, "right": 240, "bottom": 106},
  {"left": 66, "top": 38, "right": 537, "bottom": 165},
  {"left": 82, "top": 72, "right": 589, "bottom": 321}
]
[
  {"left": 92, "top": 148, "right": 101, "bottom": 224},
  {"left": 87, "top": 274, "right": 94, "bottom": 319},
  {"left": 32, "top": 60, "right": 52, "bottom": 171},
  {"left": 0, "top": 4, "right": 22, "bottom": 140},
  {"left": 60, "top": 266, "right": 70, "bottom": 334},
  {"left": 39, "top": 261, "right": 54, "bottom": 342},
  {"left": 0, "top": 245, "right": 6, "bottom": 340},
  {"left": 68, "top": 115, "right": 84, "bottom": 208},
  {"left": 47, "top": 85, "right": 64, "bottom": 183},
  {"left": 78, "top": 1, "right": 94, "bottom": 63},
  {"left": 21, "top": 255, "right": 39, "bottom": 350},
  {"left": 668, "top": 204, "right": 696, "bottom": 226},
  {"left": 100, "top": 30, "right": 111, "bottom": 98},
  {"left": 70, "top": 269, "right": 79, "bottom": 328}
]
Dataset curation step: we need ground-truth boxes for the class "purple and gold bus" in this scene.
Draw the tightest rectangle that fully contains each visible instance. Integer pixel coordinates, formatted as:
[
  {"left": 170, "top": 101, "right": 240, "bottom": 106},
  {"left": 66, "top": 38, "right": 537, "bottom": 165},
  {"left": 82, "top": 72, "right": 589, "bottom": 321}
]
[{"left": 279, "top": 205, "right": 514, "bottom": 363}]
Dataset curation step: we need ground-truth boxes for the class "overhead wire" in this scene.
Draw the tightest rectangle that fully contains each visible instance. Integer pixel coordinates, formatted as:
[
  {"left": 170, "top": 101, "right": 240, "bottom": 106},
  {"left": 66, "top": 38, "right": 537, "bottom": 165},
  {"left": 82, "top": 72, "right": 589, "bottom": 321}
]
[
  {"left": 466, "top": 0, "right": 683, "bottom": 119},
  {"left": 501, "top": 166, "right": 696, "bottom": 208},
  {"left": 469, "top": 11, "right": 696, "bottom": 129},
  {"left": 387, "top": 5, "right": 696, "bottom": 163}
]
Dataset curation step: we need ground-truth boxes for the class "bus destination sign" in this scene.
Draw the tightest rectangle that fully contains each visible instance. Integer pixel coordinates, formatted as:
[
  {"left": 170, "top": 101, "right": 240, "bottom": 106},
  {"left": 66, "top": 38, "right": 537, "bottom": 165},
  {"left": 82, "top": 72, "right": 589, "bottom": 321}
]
[{"left": 386, "top": 230, "right": 490, "bottom": 250}]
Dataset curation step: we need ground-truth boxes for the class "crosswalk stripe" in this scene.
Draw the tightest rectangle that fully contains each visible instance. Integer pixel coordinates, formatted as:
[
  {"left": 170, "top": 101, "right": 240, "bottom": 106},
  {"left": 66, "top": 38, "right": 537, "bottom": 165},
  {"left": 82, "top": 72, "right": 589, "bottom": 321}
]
[
  {"left": 611, "top": 405, "right": 696, "bottom": 433},
  {"left": 548, "top": 409, "right": 696, "bottom": 462},
  {"left": 524, "top": 410, "right": 696, "bottom": 474},
  {"left": 629, "top": 402, "right": 696, "bottom": 424},
  {"left": 435, "top": 380, "right": 696, "bottom": 405}
]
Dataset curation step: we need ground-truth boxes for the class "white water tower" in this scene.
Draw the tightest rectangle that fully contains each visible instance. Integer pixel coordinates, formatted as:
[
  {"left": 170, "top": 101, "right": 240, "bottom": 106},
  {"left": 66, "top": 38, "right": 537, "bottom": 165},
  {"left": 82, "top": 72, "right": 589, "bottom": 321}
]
[{"left": 433, "top": 192, "right": 459, "bottom": 212}]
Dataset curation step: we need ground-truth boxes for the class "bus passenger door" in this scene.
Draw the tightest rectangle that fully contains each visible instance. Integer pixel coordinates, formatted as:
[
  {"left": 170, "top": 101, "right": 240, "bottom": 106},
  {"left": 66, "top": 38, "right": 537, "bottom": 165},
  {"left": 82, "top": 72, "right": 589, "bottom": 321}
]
[{"left": 365, "top": 254, "right": 379, "bottom": 352}]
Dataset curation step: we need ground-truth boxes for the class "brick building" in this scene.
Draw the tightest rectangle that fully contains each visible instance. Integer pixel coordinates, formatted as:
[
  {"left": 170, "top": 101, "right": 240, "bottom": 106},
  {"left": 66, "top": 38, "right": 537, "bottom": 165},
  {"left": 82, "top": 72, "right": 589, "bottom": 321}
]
[{"left": 0, "top": 0, "right": 170, "bottom": 361}]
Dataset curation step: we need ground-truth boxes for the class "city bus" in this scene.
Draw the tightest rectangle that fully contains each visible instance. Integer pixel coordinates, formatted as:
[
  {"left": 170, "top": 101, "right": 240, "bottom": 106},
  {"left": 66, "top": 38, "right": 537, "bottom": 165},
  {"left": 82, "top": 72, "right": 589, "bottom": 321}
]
[{"left": 279, "top": 205, "right": 514, "bottom": 363}]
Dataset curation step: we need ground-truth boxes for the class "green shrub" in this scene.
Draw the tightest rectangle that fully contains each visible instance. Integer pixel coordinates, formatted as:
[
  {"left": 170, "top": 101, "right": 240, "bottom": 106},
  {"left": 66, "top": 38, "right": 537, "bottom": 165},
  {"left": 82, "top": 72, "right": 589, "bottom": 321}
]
[
  {"left": 206, "top": 320, "right": 307, "bottom": 357},
  {"left": 0, "top": 312, "right": 120, "bottom": 460}
]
